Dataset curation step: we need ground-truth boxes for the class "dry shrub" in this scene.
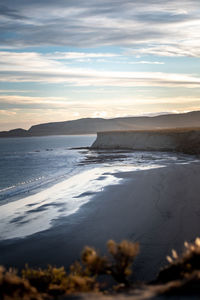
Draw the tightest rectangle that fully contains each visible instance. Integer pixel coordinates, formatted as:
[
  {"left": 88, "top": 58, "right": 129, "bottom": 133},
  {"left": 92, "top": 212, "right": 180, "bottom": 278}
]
[
  {"left": 107, "top": 240, "right": 139, "bottom": 284},
  {"left": 156, "top": 238, "right": 200, "bottom": 295},
  {"left": 157, "top": 238, "right": 200, "bottom": 283},
  {"left": 0, "top": 266, "right": 41, "bottom": 300},
  {"left": 22, "top": 264, "right": 97, "bottom": 296},
  {"left": 65, "top": 261, "right": 99, "bottom": 294},
  {"left": 1, "top": 239, "right": 139, "bottom": 299},
  {"left": 66, "top": 274, "right": 98, "bottom": 294},
  {"left": 81, "top": 246, "right": 108, "bottom": 276},
  {"left": 157, "top": 271, "right": 200, "bottom": 296},
  {"left": 22, "top": 265, "right": 67, "bottom": 296},
  {"left": 5, "top": 237, "right": 200, "bottom": 297},
  {"left": 81, "top": 240, "right": 139, "bottom": 285}
]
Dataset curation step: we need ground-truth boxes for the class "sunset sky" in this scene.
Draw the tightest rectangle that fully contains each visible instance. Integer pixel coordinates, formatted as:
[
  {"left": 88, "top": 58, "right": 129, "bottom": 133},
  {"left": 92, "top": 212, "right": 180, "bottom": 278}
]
[{"left": 0, "top": 0, "right": 200, "bottom": 130}]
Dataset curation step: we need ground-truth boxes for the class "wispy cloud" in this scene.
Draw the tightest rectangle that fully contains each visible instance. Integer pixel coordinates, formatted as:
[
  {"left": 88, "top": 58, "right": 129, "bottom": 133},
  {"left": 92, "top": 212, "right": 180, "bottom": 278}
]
[
  {"left": 130, "top": 61, "right": 165, "bottom": 65},
  {"left": 1, "top": 94, "right": 199, "bottom": 109},
  {"left": 126, "top": 43, "right": 200, "bottom": 58},
  {"left": 0, "top": 109, "right": 17, "bottom": 116},
  {"left": 0, "top": 1, "right": 200, "bottom": 57},
  {"left": 0, "top": 52, "right": 200, "bottom": 88},
  {"left": 0, "top": 89, "right": 32, "bottom": 93},
  {"left": 47, "top": 52, "right": 120, "bottom": 60},
  {"left": 0, "top": 95, "right": 68, "bottom": 107}
]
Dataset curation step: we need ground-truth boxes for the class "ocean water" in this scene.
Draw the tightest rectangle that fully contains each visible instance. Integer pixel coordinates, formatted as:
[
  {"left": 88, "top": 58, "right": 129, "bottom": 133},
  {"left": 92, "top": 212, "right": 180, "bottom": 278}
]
[
  {"left": 0, "top": 135, "right": 96, "bottom": 203},
  {"left": 0, "top": 135, "right": 198, "bottom": 240}
]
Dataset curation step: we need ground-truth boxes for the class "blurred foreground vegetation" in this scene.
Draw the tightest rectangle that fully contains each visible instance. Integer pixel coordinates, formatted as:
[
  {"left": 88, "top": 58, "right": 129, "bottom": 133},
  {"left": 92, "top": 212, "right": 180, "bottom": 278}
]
[{"left": 1, "top": 238, "right": 200, "bottom": 299}]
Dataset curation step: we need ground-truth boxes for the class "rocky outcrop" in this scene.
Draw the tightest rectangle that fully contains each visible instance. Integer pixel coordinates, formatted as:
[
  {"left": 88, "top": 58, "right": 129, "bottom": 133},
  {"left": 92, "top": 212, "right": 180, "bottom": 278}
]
[{"left": 91, "top": 129, "right": 200, "bottom": 154}]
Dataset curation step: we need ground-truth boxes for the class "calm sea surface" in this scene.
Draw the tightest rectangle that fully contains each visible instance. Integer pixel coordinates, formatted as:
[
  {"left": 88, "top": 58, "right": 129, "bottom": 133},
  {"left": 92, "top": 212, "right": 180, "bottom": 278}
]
[{"left": 0, "top": 135, "right": 96, "bottom": 203}]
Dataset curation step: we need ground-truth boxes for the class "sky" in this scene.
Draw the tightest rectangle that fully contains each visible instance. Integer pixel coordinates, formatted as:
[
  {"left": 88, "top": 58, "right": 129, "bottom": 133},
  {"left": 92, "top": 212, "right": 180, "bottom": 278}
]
[{"left": 0, "top": 0, "right": 200, "bottom": 130}]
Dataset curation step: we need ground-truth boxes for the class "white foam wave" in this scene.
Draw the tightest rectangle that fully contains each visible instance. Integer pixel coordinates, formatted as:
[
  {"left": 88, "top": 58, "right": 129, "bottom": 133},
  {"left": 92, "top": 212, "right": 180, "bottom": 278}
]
[{"left": 0, "top": 166, "right": 121, "bottom": 240}]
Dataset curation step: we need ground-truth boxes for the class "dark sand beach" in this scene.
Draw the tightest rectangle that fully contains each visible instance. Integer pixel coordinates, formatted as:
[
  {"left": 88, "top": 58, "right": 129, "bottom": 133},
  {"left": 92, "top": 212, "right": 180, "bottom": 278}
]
[{"left": 1, "top": 160, "right": 200, "bottom": 282}]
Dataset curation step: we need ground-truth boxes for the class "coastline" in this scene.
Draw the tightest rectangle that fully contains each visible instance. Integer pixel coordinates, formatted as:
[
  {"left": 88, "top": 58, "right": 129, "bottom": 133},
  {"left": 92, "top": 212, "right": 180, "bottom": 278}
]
[
  {"left": 92, "top": 129, "right": 200, "bottom": 155},
  {"left": 0, "top": 135, "right": 96, "bottom": 205},
  {"left": 0, "top": 159, "right": 200, "bottom": 282},
  {"left": 0, "top": 165, "right": 122, "bottom": 240}
]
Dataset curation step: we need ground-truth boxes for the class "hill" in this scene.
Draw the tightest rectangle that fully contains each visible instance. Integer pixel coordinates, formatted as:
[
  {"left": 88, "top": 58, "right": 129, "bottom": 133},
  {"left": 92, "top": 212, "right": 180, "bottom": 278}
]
[{"left": 0, "top": 111, "right": 200, "bottom": 137}]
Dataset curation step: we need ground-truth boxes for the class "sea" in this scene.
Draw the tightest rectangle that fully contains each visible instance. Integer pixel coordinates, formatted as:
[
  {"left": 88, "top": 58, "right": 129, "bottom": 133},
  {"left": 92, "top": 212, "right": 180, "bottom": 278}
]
[{"left": 0, "top": 135, "right": 197, "bottom": 241}]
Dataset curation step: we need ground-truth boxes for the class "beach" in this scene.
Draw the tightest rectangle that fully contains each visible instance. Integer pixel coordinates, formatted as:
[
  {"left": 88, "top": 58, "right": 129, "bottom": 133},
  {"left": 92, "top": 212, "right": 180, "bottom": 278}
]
[{"left": 0, "top": 157, "right": 200, "bottom": 282}]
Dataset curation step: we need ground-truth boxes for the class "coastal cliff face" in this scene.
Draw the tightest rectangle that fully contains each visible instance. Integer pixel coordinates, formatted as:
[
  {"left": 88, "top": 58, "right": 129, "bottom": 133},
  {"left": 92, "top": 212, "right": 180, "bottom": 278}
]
[{"left": 91, "top": 129, "right": 200, "bottom": 154}]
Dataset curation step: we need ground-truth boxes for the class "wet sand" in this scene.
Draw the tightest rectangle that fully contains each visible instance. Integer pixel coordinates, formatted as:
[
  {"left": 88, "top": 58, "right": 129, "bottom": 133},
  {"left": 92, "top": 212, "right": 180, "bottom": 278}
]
[{"left": 0, "top": 161, "right": 200, "bottom": 282}]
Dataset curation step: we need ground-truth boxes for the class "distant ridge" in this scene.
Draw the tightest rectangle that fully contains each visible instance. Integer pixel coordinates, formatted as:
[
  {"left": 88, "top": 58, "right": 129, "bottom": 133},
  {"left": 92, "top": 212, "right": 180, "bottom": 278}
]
[{"left": 0, "top": 111, "right": 200, "bottom": 138}]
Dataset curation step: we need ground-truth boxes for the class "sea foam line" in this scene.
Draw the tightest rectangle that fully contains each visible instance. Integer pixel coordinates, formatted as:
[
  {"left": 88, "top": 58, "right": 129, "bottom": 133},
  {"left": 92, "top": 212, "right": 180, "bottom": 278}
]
[{"left": 0, "top": 166, "right": 122, "bottom": 240}]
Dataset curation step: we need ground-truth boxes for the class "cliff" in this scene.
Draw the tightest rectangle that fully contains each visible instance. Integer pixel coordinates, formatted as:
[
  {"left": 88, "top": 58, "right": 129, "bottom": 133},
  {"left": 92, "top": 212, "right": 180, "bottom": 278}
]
[
  {"left": 91, "top": 128, "right": 200, "bottom": 154},
  {"left": 1, "top": 111, "right": 200, "bottom": 138}
]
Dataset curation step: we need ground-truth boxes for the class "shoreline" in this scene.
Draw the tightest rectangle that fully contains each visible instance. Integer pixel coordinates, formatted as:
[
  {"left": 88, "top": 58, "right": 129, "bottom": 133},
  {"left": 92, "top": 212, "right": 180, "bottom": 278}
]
[
  {"left": 0, "top": 160, "right": 200, "bottom": 282},
  {"left": 0, "top": 135, "right": 96, "bottom": 205},
  {"left": 0, "top": 150, "right": 195, "bottom": 240},
  {"left": 0, "top": 165, "right": 122, "bottom": 240},
  {"left": 0, "top": 156, "right": 87, "bottom": 206}
]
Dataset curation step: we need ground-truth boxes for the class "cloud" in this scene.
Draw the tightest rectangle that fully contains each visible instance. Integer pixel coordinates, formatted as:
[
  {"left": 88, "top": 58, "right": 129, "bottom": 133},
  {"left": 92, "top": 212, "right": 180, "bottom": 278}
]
[
  {"left": 92, "top": 111, "right": 108, "bottom": 118},
  {"left": 47, "top": 52, "right": 119, "bottom": 60},
  {"left": 0, "top": 51, "right": 200, "bottom": 88},
  {"left": 130, "top": 61, "right": 165, "bottom": 64},
  {"left": 0, "top": 4, "right": 26, "bottom": 20},
  {"left": 0, "top": 89, "right": 32, "bottom": 93},
  {"left": 0, "top": 94, "right": 68, "bottom": 108},
  {"left": 0, "top": 109, "right": 17, "bottom": 116},
  {"left": 0, "top": 0, "right": 200, "bottom": 57},
  {"left": 1, "top": 93, "right": 199, "bottom": 110},
  {"left": 126, "top": 44, "right": 200, "bottom": 57}
]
